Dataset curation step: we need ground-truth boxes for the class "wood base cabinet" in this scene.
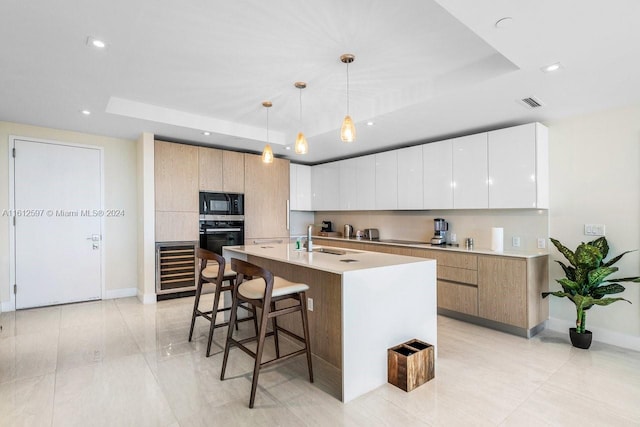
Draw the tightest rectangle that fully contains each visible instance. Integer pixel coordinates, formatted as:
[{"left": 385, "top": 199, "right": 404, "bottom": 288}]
[{"left": 314, "top": 237, "right": 548, "bottom": 337}]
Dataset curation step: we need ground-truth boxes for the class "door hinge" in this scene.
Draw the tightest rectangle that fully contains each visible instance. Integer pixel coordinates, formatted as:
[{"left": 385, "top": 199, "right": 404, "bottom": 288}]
[
  {"left": 12, "top": 147, "right": 16, "bottom": 158},
  {"left": 14, "top": 284, "right": 17, "bottom": 294}
]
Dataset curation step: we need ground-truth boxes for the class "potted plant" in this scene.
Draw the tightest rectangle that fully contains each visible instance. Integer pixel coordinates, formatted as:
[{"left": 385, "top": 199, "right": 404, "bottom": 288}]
[{"left": 542, "top": 236, "right": 640, "bottom": 349}]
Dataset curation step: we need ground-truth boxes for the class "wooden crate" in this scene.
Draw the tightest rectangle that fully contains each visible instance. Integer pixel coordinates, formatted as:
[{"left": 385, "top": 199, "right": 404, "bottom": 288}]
[{"left": 388, "top": 339, "right": 435, "bottom": 391}]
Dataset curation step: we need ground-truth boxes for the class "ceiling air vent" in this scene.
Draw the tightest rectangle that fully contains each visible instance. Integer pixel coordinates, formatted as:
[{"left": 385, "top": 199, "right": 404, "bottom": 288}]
[{"left": 518, "top": 96, "right": 544, "bottom": 109}]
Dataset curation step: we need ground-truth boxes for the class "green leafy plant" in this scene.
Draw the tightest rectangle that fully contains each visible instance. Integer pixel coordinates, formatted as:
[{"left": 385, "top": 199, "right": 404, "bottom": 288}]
[{"left": 542, "top": 237, "right": 640, "bottom": 333}]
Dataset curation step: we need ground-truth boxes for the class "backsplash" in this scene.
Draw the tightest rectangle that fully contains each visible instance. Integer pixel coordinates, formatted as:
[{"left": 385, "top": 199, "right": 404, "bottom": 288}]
[{"left": 313, "top": 209, "right": 549, "bottom": 253}]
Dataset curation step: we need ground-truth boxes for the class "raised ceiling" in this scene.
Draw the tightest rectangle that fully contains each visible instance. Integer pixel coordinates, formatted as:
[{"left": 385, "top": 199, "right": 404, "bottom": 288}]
[{"left": 1, "top": 0, "right": 639, "bottom": 163}]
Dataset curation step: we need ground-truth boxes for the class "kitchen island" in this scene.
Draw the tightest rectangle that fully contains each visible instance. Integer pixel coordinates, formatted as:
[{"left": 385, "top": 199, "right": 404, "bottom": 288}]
[{"left": 223, "top": 243, "right": 437, "bottom": 403}]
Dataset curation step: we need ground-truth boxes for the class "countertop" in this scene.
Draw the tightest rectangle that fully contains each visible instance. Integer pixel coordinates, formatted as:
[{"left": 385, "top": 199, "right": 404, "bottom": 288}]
[
  {"left": 312, "top": 236, "right": 548, "bottom": 259},
  {"left": 223, "top": 243, "right": 433, "bottom": 275}
]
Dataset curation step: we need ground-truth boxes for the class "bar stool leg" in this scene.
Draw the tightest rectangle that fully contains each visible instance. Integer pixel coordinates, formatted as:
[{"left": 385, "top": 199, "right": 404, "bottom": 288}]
[
  {"left": 188, "top": 278, "right": 204, "bottom": 342},
  {"left": 249, "top": 301, "right": 271, "bottom": 408},
  {"left": 300, "top": 291, "right": 314, "bottom": 383},
  {"left": 271, "top": 301, "right": 280, "bottom": 358},
  {"left": 205, "top": 279, "right": 224, "bottom": 357},
  {"left": 220, "top": 284, "right": 241, "bottom": 381}
]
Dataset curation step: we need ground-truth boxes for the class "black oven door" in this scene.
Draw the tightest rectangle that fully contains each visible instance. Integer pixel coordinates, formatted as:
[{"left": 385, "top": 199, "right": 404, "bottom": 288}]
[{"left": 199, "top": 224, "right": 244, "bottom": 255}]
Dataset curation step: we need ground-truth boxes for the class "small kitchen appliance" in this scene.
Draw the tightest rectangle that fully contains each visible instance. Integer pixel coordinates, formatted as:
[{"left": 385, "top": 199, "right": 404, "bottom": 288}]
[
  {"left": 321, "top": 221, "right": 333, "bottom": 232},
  {"left": 430, "top": 218, "right": 448, "bottom": 245},
  {"left": 344, "top": 224, "right": 354, "bottom": 238},
  {"left": 363, "top": 228, "right": 380, "bottom": 241}
]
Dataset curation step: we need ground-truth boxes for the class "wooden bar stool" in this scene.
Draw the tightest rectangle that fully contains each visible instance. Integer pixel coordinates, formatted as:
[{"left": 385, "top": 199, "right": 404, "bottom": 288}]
[
  {"left": 188, "top": 249, "right": 257, "bottom": 357},
  {"left": 220, "top": 258, "right": 314, "bottom": 408}
]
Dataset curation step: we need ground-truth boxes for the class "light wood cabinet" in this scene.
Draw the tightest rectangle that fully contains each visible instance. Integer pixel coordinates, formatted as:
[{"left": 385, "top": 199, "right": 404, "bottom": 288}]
[
  {"left": 244, "top": 153, "right": 290, "bottom": 242},
  {"left": 198, "top": 147, "right": 245, "bottom": 193},
  {"left": 198, "top": 147, "right": 223, "bottom": 191},
  {"left": 222, "top": 150, "right": 245, "bottom": 193},
  {"left": 155, "top": 140, "right": 199, "bottom": 212},
  {"left": 155, "top": 211, "right": 199, "bottom": 242},
  {"left": 314, "top": 237, "right": 548, "bottom": 337}
]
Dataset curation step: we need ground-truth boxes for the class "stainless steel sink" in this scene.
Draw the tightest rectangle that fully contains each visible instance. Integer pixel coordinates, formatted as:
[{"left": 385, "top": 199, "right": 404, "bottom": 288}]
[{"left": 313, "top": 247, "right": 355, "bottom": 255}]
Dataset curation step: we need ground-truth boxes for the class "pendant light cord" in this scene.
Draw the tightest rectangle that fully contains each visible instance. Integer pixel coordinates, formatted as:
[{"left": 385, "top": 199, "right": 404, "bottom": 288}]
[
  {"left": 299, "top": 88, "right": 303, "bottom": 122},
  {"left": 266, "top": 107, "right": 270, "bottom": 142},
  {"left": 346, "top": 61, "right": 350, "bottom": 115}
]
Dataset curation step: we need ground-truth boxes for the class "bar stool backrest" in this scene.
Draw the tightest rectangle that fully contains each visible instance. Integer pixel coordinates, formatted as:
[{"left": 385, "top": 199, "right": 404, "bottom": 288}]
[
  {"left": 231, "top": 258, "right": 274, "bottom": 303},
  {"left": 195, "top": 248, "right": 226, "bottom": 285}
]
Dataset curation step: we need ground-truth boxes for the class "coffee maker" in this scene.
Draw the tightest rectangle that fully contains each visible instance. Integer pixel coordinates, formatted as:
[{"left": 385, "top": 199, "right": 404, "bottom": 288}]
[{"left": 430, "top": 218, "right": 448, "bottom": 245}]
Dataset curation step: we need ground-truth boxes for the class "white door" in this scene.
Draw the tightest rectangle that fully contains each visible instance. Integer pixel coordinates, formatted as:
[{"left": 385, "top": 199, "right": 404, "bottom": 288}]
[{"left": 13, "top": 139, "right": 103, "bottom": 309}]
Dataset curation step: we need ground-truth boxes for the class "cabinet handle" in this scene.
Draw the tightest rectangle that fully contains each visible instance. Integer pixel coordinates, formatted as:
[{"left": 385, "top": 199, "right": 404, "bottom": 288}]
[{"left": 286, "top": 199, "right": 290, "bottom": 231}]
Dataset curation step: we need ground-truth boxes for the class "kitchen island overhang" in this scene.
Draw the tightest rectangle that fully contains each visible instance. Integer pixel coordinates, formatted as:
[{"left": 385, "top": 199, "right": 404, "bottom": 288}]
[{"left": 223, "top": 243, "right": 437, "bottom": 402}]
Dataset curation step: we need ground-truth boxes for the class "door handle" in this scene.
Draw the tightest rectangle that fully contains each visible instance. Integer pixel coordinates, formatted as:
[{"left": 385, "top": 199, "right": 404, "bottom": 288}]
[
  {"left": 86, "top": 234, "right": 100, "bottom": 241},
  {"left": 286, "top": 199, "right": 290, "bottom": 231}
]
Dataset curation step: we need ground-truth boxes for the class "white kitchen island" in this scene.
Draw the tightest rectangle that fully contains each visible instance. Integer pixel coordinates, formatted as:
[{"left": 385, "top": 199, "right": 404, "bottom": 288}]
[{"left": 223, "top": 243, "right": 437, "bottom": 402}]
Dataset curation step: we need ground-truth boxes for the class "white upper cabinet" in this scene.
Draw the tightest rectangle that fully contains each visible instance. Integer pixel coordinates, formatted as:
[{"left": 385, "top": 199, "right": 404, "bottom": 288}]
[
  {"left": 311, "top": 161, "right": 340, "bottom": 211},
  {"left": 488, "top": 123, "right": 548, "bottom": 208},
  {"left": 423, "top": 140, "right": 453, "bottom": 209},
  {"left": 452, "top": 133, "right": 488, "bottom": 209},
  {"left": 356, "top": 154, "right": 376, "bottom": 210},
  {"left": 375, "top": 151, "right": 398, "bottom": 210},
  {"left": 339, "top": 158, "right": 358, "bottom": 210},
  {"left": 397, "top": 145, "right": 424, "bottom": 209},
  {"left": 290, "top": 163, "right": 311, "bottom": 211}
]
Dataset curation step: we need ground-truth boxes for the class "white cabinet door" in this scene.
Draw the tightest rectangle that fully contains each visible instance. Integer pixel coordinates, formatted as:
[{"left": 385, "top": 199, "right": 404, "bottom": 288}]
[
  {"left": 290, "top": 163, "right": 311, "bottom": 211},
  {"left": 356, "top": 155, "right": 376, "bottom": 210},
  {"left": 452, "top": 133, "right": 488, "bottom": 209},
  {"left": 290, "top": 163, "right": 298, "bottom": 210},
  {"left": 375, "top": 151, "right": 398, "bottom": 210},
  {"left": 397, "top": 145, "right": 423, "bottom": 209},
  {"left": 488, "top": 123, "right": 548, "bottom": 208},
  {"left": 340, "top": 158, "right": 358, "bottom": 210},
  {"left": 312, "top": 162, "right": 340, "bottom": 211},
  {"left": 423, "top": 139, "right": 453, "bottom": 209}
]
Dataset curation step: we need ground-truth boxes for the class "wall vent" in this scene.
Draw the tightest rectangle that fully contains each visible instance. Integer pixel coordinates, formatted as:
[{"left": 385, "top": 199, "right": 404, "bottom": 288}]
[{"left": 518, "top": 96, "right": 544, "bottom": 109}]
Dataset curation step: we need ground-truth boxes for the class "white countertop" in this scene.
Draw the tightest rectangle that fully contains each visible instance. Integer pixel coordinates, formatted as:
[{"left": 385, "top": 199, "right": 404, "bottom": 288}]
[
  {"left": 313, "top": 236, "right": 548, "bottom": 259},
  {"left": 223, "top": 243, "right": 432, "bottom": 275}
]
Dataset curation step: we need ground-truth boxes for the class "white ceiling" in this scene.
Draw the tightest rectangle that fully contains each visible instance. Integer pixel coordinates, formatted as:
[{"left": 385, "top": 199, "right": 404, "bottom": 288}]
[{"left": 1, "top": 0, "right": 639, "bottom": 164}]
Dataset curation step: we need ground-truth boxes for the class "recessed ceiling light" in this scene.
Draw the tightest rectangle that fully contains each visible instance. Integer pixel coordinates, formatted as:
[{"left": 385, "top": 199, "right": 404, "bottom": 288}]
[
  {"left": 366, "top": 121, "right": 375, "bottom": 126},
  {"left": 495, "top": 17, "right": 513, "bottom": 29},
  {"left": 86, "top": 37, "right": 106, "bottom": 49},
  {"left": 541, "top": 62, "right": 563, "bottom": 73},
  {"left": 285, "top": 146, "right": 291, "bottom": 150},
  {"left": 202, "top": 131, "right": 211, "bottom": 136},
  {"left": 81, "top": 109, "right": 91, "bottom": 115}
]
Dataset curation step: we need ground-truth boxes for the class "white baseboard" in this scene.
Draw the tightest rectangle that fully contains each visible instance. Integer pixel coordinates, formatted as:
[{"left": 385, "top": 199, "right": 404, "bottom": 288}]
[
  {"left": 137, "top": 290, "right": 157, "bottom": 305},
  {"left": 104, "top": 287, "right": 138, "bottom": 300},
  {"left": 1, "top": 300, "right": 16, "bottom": 312},
  {"left": 547, "top": 317, "right": 640, "bottom": 352}
]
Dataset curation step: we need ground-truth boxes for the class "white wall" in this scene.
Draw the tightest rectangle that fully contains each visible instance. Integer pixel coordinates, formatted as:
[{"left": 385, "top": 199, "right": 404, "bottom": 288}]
[
  {"left": 0, "top": 121, "right": 138, "bottom": 308},
  {"left": 547, "top": 105, "right": 640, "bottom": 347}
]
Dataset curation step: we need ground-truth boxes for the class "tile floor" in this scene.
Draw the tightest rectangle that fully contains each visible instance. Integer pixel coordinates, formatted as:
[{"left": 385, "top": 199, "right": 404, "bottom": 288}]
[{"left": 1, "top": 295, "right": 639, "bottom": 426}]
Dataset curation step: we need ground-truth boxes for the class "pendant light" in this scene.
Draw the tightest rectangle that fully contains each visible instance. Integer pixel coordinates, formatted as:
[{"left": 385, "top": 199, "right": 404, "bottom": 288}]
[
  {"left": 294, "top": 82, "right": 309, "bottom": 155},
  {"left": 261, "top": 101, "right": 274, "bottom": 164},
  {"left": 340, "top": 53, "right": 356, "bottom": 143}
]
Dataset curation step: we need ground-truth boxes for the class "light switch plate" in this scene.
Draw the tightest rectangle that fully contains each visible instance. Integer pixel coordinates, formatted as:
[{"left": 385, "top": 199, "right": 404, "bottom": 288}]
[
  {"left": 537, "top": 238, "right": 546, "bottom": 249},
  {"left": 512, "top": 236, "right": 521, "bottom": 247},
  {"left": 307, "top": 297, "right": 313, "bottom": 311},
  {"left": 584, "top": 224, "right": 606, "bottom": 236}
]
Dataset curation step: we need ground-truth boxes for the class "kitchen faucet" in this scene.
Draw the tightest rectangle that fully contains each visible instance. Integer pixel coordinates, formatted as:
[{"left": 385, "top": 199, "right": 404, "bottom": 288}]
[{"left": 306, "top": 224, "right": 321, "bottom": 252}]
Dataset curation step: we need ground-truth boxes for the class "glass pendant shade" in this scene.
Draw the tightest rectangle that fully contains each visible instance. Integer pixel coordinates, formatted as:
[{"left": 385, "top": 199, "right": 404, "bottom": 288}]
[
  {"left": 262, "top": 143, "right": 274, "bottom": 163},
  {"left": 295, "top": 132, "right": 308, "bottom": 154},
  {"left": 341, "top": 115, "right": 356, "bottom": 142}
]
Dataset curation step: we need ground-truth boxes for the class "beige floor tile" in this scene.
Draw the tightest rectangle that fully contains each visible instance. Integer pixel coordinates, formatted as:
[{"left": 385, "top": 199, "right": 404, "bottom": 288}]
[
  {"left": 0, "top": 373, "right": 55, "bottom": 427},
  {"left": 52, "top": 353, "right": 177, "bottom": 427},
  {"left": 0, "top": 329, "right": 59, "bottom": 384}
]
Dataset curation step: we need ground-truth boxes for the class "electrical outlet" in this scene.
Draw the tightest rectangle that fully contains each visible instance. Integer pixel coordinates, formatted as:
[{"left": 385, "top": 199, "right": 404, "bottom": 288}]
[
  {"left": 584, "top": 224, "right": 606, "bottom": 236},
  {"left": 512, "top": 236, "right": 521, "bottom": 248},
  {"left": 537, "top": 238, "right": 546, "bottom": 249},
  {"left": 307, "top": 297, "right": 313, "bottom": 311}
]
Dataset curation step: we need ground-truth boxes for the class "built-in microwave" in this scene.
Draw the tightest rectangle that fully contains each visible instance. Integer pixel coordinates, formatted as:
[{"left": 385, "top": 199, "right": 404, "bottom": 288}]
[{"left": 199, "top": 192, "right": 244, "bottom": 217}]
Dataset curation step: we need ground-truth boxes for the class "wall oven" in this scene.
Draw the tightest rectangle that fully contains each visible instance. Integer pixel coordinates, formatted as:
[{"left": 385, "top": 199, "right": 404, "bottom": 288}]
[{"left": 199, "top": 218, "right": 244, "bottom": 255}]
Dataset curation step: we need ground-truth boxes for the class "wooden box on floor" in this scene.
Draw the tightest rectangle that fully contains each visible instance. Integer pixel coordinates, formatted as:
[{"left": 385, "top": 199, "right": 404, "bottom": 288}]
[{"left": 387, "top": 339, "right": 434, "bottom": 392}]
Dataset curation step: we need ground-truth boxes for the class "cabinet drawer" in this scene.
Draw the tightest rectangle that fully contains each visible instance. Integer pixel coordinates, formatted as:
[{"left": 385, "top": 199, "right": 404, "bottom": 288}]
[
  {"left": 435, "top": 252, "right": 477, "bottom": 269},
  {"left": 437, "top": 280, "right": 478, "bottom": 316},
  {"left": 438, "top": 266, "right": 477, "bottom": 285}
]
